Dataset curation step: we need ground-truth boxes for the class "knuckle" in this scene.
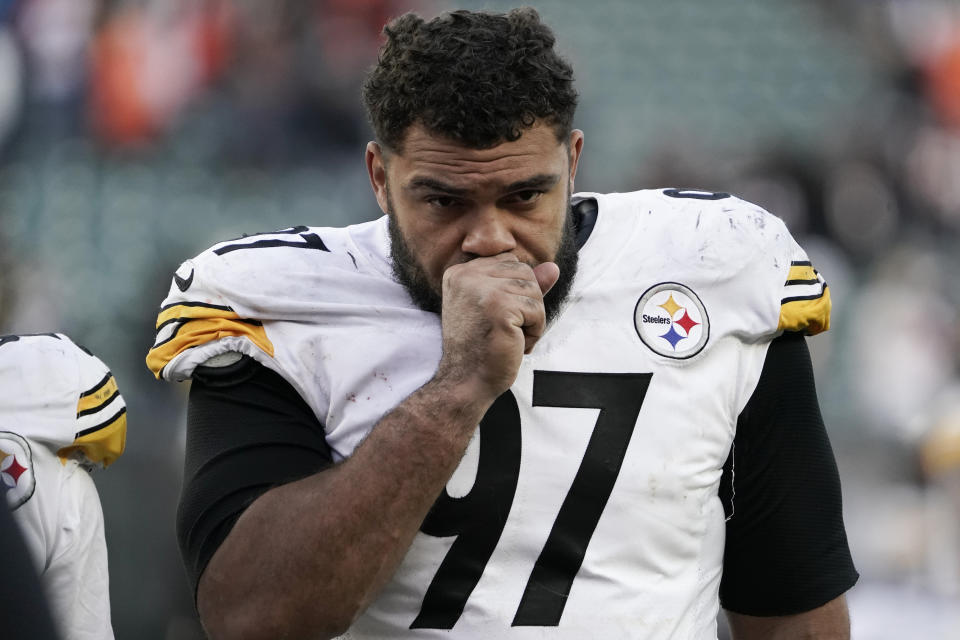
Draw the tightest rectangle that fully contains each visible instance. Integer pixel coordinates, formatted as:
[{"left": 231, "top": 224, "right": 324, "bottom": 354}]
[
  {"left": 522, "top": 295, "right": 543, "bottom": 310},
  {"left": 512, "top": 278, "right": 536, "bottom": 290},
  {"left": 495, "top": 259, "right": 531, "bottom": 274}
]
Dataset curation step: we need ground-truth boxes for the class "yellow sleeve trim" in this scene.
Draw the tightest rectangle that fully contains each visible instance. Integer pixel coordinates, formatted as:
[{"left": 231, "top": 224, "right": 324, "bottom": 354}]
[
  {"left": 77, "top": 374, "right": 119, "bottom": 416},
  {"left": 58, "top": 407, "right": 127, "bottom": 468},
  {"left": 146, "top": 304, "right": 275, "bottom": 379},
  {"left": 778, "top": 285, "right": 831, "bottom": 335},
  {"left": 154, "top": 302, "right": 238, "bottom": 329},
  {"left": 786, "top": 264, "right": 818, "bottom": 282}
]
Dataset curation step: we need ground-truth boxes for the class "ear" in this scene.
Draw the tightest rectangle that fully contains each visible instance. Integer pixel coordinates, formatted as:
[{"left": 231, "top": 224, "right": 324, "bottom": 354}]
[
  {"left": 366, "top": 141, "right": 390, "bottom": 214},
  {"left": 567, "top": 129, "right": 585, "bottom": 190}
]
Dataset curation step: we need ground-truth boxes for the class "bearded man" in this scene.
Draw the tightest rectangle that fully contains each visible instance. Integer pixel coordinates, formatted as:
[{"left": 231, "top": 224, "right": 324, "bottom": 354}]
[{"left": 148, "top": 8, "right": 856, "bottom": 640}]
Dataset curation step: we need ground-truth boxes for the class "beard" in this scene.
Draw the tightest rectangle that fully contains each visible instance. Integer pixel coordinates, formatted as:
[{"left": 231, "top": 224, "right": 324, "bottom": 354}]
[{"left": 387, "top": 197, "right": 579, "bottom": 326}]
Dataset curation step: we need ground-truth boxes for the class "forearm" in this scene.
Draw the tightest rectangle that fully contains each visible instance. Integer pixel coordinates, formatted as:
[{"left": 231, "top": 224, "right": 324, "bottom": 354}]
[
  {"left": 198, "top": 375, "right": 493, "bottom": 640},
  {"left": 726, "top": 595, "right": 850, "bottom": 640}
]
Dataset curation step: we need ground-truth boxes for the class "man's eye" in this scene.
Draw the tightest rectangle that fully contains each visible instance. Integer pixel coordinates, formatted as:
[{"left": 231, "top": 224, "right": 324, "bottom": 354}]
[
  {"left": 426, "top": 195, "right": 461, "bottom": 208},
  {"left": 507, "top": 190, "right": 543, "bottom": 204}
]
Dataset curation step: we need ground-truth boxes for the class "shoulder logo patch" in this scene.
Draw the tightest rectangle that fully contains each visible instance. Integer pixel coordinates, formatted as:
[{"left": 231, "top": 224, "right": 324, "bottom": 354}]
[
  {"left": 634, "top": 282, "right": 710, "bottom": 359},
  {"left": 1, "top": 432, "right": 36, "bottom": 510}
]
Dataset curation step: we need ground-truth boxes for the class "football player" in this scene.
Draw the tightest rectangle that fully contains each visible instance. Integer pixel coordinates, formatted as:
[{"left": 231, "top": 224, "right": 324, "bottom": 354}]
[
  {"left": 2, "top": 333, "right": 126, "bottom": 639},
  {"left": 148, "top": 8, "right": 857, "bottom": 639}
]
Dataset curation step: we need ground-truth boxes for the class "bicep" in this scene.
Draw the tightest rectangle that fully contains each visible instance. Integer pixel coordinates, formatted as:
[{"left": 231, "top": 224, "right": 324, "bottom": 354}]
[
  {"left": 178, "top": 356, "right": 333, "bottom": 598},
  {"left": 726, "top": 594, "right": 850, "bottom": 640},
  {"left": 720, "top": 332, "right": 858, "bottom": 616}
]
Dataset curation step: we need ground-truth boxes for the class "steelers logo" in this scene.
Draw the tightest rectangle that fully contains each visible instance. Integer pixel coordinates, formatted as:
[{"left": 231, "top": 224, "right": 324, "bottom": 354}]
[
  {"left": 634, "top": 282, "right": 709, "bottom": 359},
  {"left": 1, "top": 431, "right": 35, "bottom": 510}
]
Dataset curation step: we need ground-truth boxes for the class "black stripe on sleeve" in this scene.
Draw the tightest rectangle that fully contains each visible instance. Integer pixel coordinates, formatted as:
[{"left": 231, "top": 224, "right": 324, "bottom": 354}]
[
  {"left": 76, "top": 388, "right": 121, "bottom": 417},
  {"left": 159, "top": 301, "right": 235, "bottom": 313},
  {"left": 780, "top": 284, "right": 829, "bottom": 305},
  {"left": 76, "top": 406, "right": 127, "bottom": 438},
  {"left": 152, "top": 317, "right": 263, "bottom": 350},
  {"left": 80, "top": 372, "right": 113, "bottom": 398}
]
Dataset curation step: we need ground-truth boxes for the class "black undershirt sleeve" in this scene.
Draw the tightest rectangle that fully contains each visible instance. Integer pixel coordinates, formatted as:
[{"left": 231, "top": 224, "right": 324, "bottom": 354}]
[
  {"left": 177, "top": 355, "right": 333, "bottom": 598},
  {"left": 718, "top": 331, "right": 859, "bottom": 616}
]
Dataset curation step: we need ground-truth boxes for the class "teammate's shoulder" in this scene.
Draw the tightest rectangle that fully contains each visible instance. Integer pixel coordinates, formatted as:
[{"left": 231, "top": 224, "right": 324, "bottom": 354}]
[
  {"left": 0, "top": 333, "right": 101, "bottom": 381},
  {"left": 0, "top": 333, "right": 126, "bottom": 469}
]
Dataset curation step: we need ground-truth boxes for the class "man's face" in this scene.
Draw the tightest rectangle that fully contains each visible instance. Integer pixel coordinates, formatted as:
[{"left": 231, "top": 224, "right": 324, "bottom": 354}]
[{"left": 366, "top": 122, "right": 584, "bottom": 322}]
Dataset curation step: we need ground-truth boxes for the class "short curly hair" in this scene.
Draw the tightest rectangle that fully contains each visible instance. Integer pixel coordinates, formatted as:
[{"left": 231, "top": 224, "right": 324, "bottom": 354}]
[{"left": 362, "top": 7, "right": 578, "bottom": 152}]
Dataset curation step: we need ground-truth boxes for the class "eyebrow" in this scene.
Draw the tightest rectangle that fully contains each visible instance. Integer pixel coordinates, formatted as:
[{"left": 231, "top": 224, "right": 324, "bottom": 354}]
[
  {"left": 405, "top": 177, "right": 470, "bottom": 196},
  {"left": 404, "top": 173, "right": 561, "bottom": 196}
]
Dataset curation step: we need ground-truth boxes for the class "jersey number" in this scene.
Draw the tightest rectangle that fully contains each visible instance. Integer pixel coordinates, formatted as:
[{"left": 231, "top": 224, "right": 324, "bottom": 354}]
[
  {"left": 213, "top": 226, "right": 329, "bottom": 255},
  {"left": 662, "top": 188, "right": 730, "bottom": 200},
  {"left": 411, "top": 371, "right": 653, "bottom": 629}
]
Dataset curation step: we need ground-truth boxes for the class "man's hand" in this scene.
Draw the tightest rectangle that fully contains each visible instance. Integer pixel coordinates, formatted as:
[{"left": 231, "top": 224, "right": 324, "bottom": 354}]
[{"left": 436, "top": 253, "right": 560, "bottom": 399}]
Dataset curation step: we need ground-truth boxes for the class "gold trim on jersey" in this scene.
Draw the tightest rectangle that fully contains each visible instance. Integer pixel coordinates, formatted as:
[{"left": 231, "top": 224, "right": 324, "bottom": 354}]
[
  {"left": 784, "top": 263, "right": 818, "bottom": 284},
  {"left": 77, "top": 373, "right": 119, "bottom": 417},
  {"left": 779, "top": 285, "right": 831, "bottom": 334},
  {"left": 778, "top": 260, "right": 830, "bottom": 335},
  {"left": 146, "top": 302, "right": 275, "bottom": 378},
  {"left": 58, "top": 407, "right": 127, "bottom": 467}
]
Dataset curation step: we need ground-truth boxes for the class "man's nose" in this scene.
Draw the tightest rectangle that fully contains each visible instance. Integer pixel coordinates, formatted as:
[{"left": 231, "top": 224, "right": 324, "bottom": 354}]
[{"left": 460, "top": 207, "right": 517, "bottom": 257}]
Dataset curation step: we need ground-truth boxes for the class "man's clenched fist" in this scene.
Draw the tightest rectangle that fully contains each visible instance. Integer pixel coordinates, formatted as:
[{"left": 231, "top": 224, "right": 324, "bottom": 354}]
[{"left": 435, "top": 253, "right": 559, "bottom": 401}]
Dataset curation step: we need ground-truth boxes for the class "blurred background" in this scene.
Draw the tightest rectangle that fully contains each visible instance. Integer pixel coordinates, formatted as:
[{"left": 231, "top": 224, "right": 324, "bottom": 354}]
[{"left": 1, "top": 0, "right": 959, "bottom": 638}]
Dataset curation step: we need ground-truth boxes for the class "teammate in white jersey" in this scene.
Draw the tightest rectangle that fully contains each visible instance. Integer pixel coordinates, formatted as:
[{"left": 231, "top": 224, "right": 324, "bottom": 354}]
[
  {"left": 147, "top": 8, "right": 856, "bottom": 640},
  {"left": 2, "top": 333, "right": 126, "bottom": 640}
]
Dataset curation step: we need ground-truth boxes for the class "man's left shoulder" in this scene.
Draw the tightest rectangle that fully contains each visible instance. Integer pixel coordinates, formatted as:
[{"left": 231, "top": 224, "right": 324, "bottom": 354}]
[{"left": 593, "top": 188, "right": 830, "bottom": 337}]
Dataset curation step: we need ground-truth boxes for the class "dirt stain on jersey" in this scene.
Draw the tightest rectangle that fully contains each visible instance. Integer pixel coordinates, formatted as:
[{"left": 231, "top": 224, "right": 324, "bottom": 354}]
[{"left": 373, "top": 370, "right": 393, "bottom": 391}]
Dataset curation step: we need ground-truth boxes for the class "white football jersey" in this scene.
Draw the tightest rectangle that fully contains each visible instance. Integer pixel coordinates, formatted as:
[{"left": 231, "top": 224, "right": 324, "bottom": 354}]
[
  {"left": 148, "top": 189, "right": 830, "bottom": 639},
  {"left": 1, "top": 333, "right": 126, "bottom": 640}
]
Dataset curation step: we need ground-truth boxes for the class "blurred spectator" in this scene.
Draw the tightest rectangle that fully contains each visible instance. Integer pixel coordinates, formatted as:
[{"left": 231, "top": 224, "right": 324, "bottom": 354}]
[
  {"left": 18, "top": 0, "right": 97, "bottom": 104},
  {"left": 88, "top": 1, "right": 232, "bottom": 147},
  {"left": 0, "top": 14, "right": 23, "bottom": 149}
]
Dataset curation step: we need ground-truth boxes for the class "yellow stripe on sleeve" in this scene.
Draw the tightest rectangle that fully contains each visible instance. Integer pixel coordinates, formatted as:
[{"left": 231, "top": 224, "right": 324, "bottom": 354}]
[
  {"left": 146, "top": 304, "right": 275, "bottom": 379},
  {"left": 785, "top": 264, "right": 818, "bottom": 282},
  {"left": 778, "top": 286, "right": 831, "bottom": 335},
  {"left": 155, "top": 302, "right": 234, "bottom": 329},
  {"left": 58, "top": 407, "right": 127, "bottom": 467},
  {"left": 77, "top": 375, "right": 119, "bottom": 416}
]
